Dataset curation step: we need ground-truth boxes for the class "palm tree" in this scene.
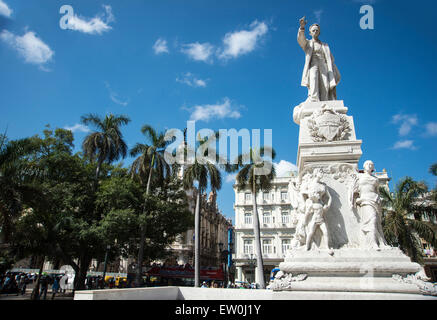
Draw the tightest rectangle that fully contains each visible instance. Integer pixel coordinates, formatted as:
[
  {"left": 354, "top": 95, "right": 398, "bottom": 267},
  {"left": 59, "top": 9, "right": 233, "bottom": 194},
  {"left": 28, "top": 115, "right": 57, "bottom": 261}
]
[
  {"left": 229, "top": 147, "right": 276, "bottom": 289},
  {"left": 380, "top": 177, "right": 437, "bottom": 264},
  {"left": 183, "top": 158, "right": 222, "bottom": 287},
  {"left": 129, "top": 125, "right": 171, "bottom": 287},
  {"left": 180, "top": 132, "right": 227, "bottom": 287},
  {"left": 81, "top": 113, "right": 131, "bottom": 184}
]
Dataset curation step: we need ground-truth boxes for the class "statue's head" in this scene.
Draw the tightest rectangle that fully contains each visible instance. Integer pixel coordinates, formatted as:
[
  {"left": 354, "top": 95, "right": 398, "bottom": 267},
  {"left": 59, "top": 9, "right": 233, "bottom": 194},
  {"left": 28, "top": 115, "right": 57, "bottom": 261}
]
[
  {"left": 363, "top": 160, "right": 375, "bottom": 173},
  {"left": 309, "top": 24, "right": 321, "bottom": 39}
]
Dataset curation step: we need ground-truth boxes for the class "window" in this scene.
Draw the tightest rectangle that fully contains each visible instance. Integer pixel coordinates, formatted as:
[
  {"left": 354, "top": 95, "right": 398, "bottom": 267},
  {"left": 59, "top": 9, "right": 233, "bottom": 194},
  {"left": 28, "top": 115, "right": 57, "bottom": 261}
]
[
  {"left": 281, "top": 191, "right": 288, "bottom": 201},
  {"left": 245, "top": 193, "right": 251, "bottom": 202},
  {"left": 282, "top": 239, "right": 291, "bottom": 254},
  {"left": 263, "top": 212, "right": 271, "bottom": 224},
  {"left": 262, "top": 239, "right": 272, "bottom": 254},
  {"left": 244, "top": 240, "right": 253, "bottom": 254},
  {"left": 281, "top": 211, "right": 290, "bottom": 224},
  {"left": 244, "top": 212, "right": 253, "bottom": 225},
  {"left": 263, "top": 192, "right": 269, "bottom": 201}
]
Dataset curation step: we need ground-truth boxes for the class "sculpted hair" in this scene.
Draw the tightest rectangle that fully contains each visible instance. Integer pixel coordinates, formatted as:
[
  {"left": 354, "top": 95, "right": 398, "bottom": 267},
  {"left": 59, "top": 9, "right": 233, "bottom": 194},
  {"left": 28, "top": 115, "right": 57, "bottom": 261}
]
[{"left": 309, "top": 24, "right": 320, "bottom": 33}]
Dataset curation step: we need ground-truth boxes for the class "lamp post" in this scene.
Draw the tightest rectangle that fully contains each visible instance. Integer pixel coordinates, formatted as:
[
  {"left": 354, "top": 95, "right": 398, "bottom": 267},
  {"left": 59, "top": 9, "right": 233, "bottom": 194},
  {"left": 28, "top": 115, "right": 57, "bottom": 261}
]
[
  {"left": 228, "top": 242, "right": 234, "bottom": 286},
  {"left": 218, "top": 242, "right": 229, "bottom": 288}
]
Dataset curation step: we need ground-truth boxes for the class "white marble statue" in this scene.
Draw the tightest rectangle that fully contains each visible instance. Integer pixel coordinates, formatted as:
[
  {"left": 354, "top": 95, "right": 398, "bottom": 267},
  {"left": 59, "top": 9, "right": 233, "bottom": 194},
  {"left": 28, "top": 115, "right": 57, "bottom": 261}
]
[
  {"left": 290, "top": 169, "right": 332, "bottom": 250},
  {"left": 350, "top": 160, "right": 388, "bottom": 249},
  {"left": 297, "top": 16, "right": 341, "bottom": 102}
]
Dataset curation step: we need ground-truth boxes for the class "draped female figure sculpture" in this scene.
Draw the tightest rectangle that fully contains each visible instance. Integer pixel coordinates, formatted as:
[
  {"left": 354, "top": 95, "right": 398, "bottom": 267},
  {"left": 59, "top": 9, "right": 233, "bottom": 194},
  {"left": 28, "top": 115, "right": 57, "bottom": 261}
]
[
  {"left": 297, "top": 17, "right": 341, "bottom": 102},
  {"left": 350, "top": 160, "right": 388, "bottom": 249}
]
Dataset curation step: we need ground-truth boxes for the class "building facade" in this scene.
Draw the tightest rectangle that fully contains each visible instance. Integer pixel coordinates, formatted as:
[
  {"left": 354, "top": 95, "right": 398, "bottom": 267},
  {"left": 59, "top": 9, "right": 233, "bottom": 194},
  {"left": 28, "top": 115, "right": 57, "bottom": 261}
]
[
  {"left": 164, "top": 188, "right": 233, "bottom": 270},
  {"left": 233, "top": 176, "right": 297, "bottom": 284}
]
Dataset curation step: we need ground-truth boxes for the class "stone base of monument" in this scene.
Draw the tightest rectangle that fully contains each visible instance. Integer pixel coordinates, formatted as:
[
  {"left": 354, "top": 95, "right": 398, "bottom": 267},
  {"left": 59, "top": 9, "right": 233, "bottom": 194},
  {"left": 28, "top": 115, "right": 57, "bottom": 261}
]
[
  {"left": 268, "top": 247, "right": 437, "bottom": 296},
  {"left": 73, "top": 286, "right": 437, "bottom": 300},
  {"left": 74, "top": 286, "right": 437, "bottom": 300}
]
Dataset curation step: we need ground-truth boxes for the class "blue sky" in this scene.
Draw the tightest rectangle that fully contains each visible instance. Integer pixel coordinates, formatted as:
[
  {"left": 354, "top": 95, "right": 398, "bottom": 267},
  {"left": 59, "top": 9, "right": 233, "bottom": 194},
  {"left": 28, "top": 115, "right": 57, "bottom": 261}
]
[{"left": 1, "top": 0, "right": 436, "bottom": 223}]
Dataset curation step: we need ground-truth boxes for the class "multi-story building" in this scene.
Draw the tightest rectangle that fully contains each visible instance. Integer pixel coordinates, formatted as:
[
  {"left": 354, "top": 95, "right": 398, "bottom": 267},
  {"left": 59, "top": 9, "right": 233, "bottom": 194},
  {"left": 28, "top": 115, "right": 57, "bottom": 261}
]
[
  {"left": 164, "top": 188, "right": 233, "bottom": 269},
  {"left": 233, "top": 169, "right": 391, "bottom": 285},
  {"left": 233, "top": 176, "right": 297, "bottom": 284}
]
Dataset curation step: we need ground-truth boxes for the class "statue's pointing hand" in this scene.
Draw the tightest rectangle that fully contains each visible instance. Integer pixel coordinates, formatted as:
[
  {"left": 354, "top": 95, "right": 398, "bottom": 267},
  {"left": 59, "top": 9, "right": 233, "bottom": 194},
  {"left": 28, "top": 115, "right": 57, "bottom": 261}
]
[{"left": 299, "top": 16, "right": 307, "bottom": 28}]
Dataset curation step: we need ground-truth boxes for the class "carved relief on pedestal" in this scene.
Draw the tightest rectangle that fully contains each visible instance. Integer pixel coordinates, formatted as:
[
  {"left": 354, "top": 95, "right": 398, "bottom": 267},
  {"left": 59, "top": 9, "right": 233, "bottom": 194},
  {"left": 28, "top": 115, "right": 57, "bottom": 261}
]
[
  {"left": 267, "top": 271, "right": 308, "bottom": 291},
  {"left": 307, "top": 104, "right": 351, "bottom": 142},
  {"left": 288, "top": 168, "right": 332, "bottom": 251}
]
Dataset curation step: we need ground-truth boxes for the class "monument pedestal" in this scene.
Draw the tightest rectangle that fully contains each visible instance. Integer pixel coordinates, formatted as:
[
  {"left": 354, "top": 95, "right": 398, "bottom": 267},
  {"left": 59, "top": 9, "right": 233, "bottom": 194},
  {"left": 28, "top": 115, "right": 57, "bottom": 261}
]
[
  {"left": 271, "top": 248, "right": 425, "bottom": 294},
  {"left": 293, "top": 100, "right": 362, "bottom": 172},
  {"left": 267, "top": 99, "right": 437, "bottom": 297}
]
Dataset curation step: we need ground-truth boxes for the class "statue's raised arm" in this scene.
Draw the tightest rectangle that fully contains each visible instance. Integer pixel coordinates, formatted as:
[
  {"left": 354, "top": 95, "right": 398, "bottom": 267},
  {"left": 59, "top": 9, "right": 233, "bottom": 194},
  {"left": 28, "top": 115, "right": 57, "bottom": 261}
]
[{"left": 297, "top": 16, "right": 308, "bottom": 50}]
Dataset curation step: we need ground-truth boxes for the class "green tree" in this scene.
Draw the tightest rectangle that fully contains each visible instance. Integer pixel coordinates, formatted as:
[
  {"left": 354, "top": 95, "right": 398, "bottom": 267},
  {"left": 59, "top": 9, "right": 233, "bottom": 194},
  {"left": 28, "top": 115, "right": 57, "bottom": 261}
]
[
  {"left": 229, "top": 147, "right": 276, "bottom": 289},
  {"left": 380, "top": 177, "right": 437, "bottom": 264},
  {"left": 16, "top": 127, "right": 110, "bottom": 291},
  {"left": 129, "top": 125, "right": 171, "bottom": 286},
  {"left": 97, "top": 175, "right": 193, "bottom": 274},
  {"left": 0, "top": 133, "right": 38, "bottom": 244}
]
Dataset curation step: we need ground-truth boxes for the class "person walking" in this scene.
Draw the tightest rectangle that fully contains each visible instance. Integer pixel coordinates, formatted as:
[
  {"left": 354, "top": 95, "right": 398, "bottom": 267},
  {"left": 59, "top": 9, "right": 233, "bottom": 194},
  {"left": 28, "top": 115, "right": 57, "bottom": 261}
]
[
  {"left": 18, "top": 274, "right": 27, "bottom": 295},
  {"left": 39, "top": 275, "right": 48, "bottom": 300},
  {"left": 51, "top": 277, "right": 60, "bottom": 300}
]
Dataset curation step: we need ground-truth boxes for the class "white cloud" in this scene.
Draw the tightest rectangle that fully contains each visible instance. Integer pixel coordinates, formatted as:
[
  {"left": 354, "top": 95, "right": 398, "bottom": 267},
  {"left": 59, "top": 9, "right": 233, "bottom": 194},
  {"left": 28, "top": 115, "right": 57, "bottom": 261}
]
[
  {"left": 0, "top": 0, "right": 12, "bottom": 17},
  {"left": 153, "top": 38, "right": 169, "bottom": 54},
  {"left": 176, "top": 72, "right": 207, "bottom": 88},
  {"left": 225, "top": 173, "right": 237, "bottom": 183},
  {"left": 274, "top": 160, "right": 298, "bottom": 177},
  {"left": 425, "top": 122, "right": 437, "bottom": 136},
  {"left": 392, "top": 140, "right": 416, "bottom": 150},
  {"left": 218, "top": 20, "right": 268, "bottom": 60},
  {"left": 105, "top": 82, "right": 129, "bottom": 107},
  {"left": 184, "top": 97, "right": 241, "bottom": 122},
  {"left": 0, "top": 30, "right": 54, "bottom": 69},
  {"left": 392, "top": 113, "right": 418, "bottom": 136},
  {"left": 64, "top": 124, "right": 90, "bottom": 133},
  {"left": 313, "top": 10, "right": 323, "bottom": 23},
  {"left": 67, "top": 5, "right": 115, "bottom": 35},
  {"left": 181, "top": 42, "right": 214, "bottom": 63}
]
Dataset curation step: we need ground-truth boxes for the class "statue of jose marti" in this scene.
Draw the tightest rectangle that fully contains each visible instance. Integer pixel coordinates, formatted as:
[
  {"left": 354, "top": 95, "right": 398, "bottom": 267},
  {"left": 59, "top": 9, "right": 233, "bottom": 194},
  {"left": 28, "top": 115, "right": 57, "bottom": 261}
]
[{"left": 298, "top": 16, "right": 341, "bottom": 102}]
